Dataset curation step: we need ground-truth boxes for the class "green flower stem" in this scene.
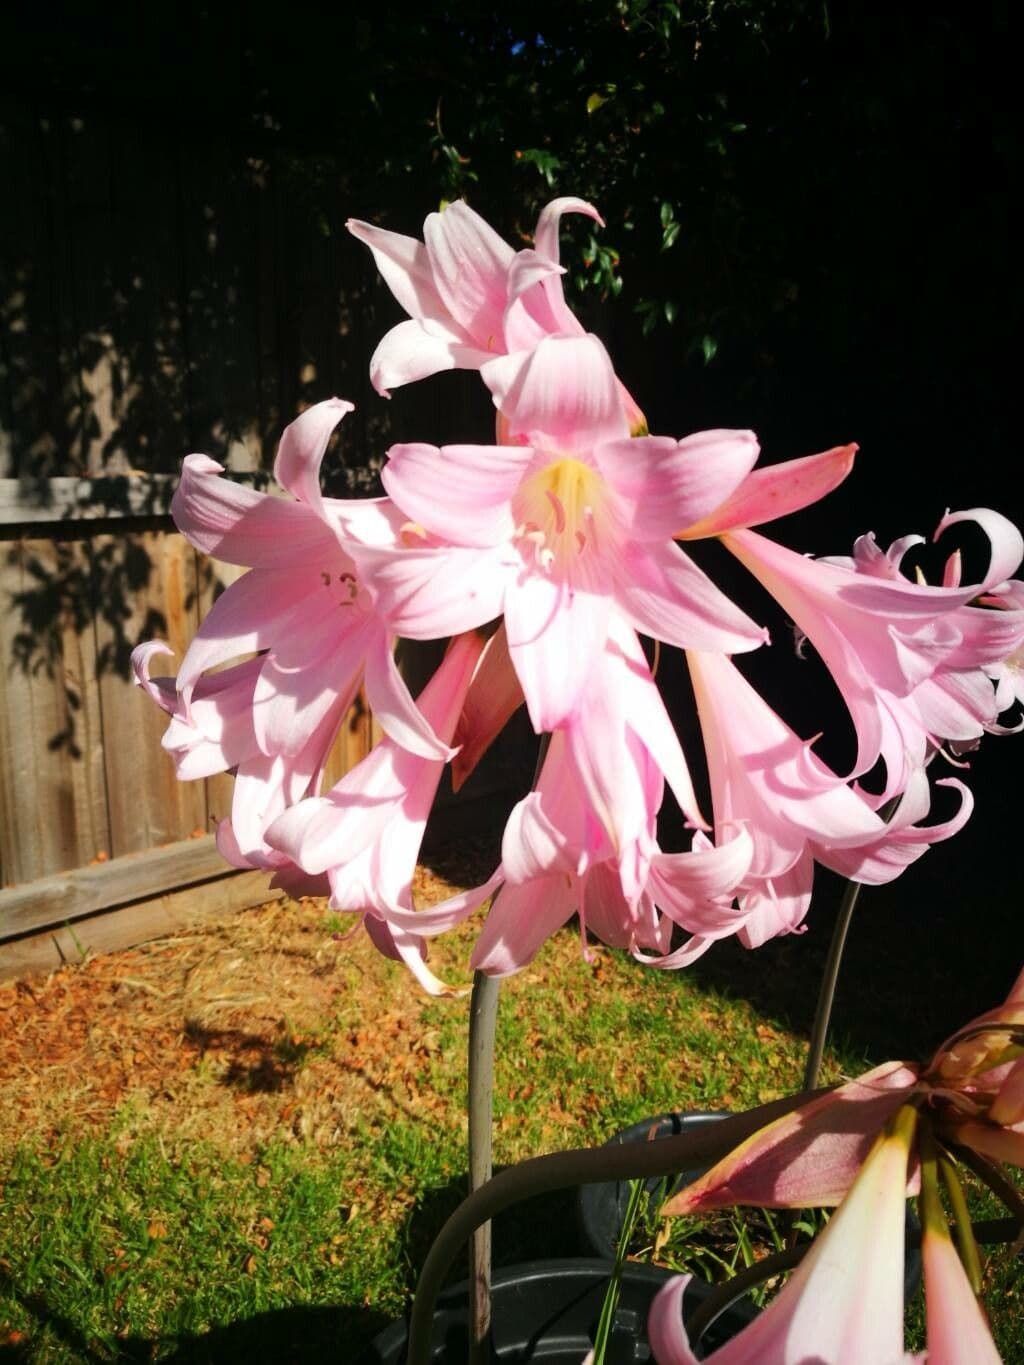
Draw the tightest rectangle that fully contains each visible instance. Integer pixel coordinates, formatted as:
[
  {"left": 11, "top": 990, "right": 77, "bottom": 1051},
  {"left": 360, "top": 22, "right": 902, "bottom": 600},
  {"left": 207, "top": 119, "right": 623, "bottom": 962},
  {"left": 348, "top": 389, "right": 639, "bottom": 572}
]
[
  {"left": 406, "top": 1090, "right": 821, "bottom": 1365},
  {"left": 949, "top": 1142, "right": 1024, "bottom": 1230},
  {"left": 467, "top": 970, "right": 501, "bottom": 1365},
  {"left": 920, "top": 1126, "right": 983, "bottom": 1294},
  {"left": 802, "top": 796, "right": 902, "bottom": 1095},
  {"left": 802, "top": 877, "right": 863, "bottom": 1093},
  {"left": 938, "top": 1151, "right": 985, "bottom": 1294},
  {"left": 465, "top": 732, "right": 549, "bottom": 1364}
]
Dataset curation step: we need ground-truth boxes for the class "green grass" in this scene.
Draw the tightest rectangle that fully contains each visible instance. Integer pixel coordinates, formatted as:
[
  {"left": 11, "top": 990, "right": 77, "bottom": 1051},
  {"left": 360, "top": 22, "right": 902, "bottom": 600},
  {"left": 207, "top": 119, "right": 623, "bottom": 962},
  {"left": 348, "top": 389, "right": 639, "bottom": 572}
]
[{"left": 0, "top": 908, "right": 1019, "bottom": 1362}]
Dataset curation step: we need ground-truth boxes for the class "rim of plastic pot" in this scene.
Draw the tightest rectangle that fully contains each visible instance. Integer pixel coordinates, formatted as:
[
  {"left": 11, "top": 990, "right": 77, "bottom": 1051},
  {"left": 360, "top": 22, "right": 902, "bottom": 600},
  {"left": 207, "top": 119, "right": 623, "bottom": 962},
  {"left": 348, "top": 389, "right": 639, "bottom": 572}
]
[
  {"left": 577, "top": 1110, "right": 726, "bottom": 1261},
  {"left": 576, "top": 1110, "right": 922, "bottom": 1306},
  {"left": 362, "top": 1257, "right": 757, "bottom": 1364}
]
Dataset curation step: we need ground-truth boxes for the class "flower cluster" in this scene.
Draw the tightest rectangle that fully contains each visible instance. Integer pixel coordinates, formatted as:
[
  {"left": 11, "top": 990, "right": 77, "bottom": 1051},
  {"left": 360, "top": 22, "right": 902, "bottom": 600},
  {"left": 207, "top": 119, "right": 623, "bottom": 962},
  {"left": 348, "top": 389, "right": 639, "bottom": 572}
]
[
  {"left": 133, "top": 197, "right": 1024, "bottom": 993},
  {"left": 649, "top": 967, "right": 1024, "bottom": 1361}
]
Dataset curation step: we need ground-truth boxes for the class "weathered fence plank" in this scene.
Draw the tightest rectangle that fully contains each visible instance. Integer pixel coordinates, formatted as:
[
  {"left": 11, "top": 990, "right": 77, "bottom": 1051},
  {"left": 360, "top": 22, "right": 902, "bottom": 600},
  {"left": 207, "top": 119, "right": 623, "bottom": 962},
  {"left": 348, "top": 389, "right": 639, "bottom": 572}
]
[
  {"left": 0, "top": 869, "right": 282, "bottom": 984},
  {"left": 0, "top": 537, "right": 110, "bottom": 883},
  {"left": 0, "top": 833, "right": 227, "bottom": 939},
  {"left": 94, "top": 529, "right": 208, "bottom": 857}
]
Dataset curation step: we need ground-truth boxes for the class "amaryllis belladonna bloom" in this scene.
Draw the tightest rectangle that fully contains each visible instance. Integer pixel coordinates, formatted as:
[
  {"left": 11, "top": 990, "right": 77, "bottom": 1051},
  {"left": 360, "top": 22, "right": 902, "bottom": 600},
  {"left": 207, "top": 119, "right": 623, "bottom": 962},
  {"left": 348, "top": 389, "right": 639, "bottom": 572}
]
[
  {"left": 687, "top": 649, "right": 973, "bottom": 947},
  {"left": 347, "top": 195, "right": 647, "bottom": 433},
  {"left": 649, "top": 970, "right": 1023, "bottom": 1362},
  {"left": 132, "top": 400, "right": 449, "bottom": 869},
  {"left": 345, "top": 331, "right": 786, "bottom": 733},
  {"left": 660, "top": 966, "right": 1024, "bottom": 1214},
  {"left": 723, "top": 510, "right": 1024, "bottom": 800},
  {"left": 264, "top": 632, "right": 499, "bottom": 995},
  {"left": 460, "top": 618, "right": 756, "bottom": 976}
]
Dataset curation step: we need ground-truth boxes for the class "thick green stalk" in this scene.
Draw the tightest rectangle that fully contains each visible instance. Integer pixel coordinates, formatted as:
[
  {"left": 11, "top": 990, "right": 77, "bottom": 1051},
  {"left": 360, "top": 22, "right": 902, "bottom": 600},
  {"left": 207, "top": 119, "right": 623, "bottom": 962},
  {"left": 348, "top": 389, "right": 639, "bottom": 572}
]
[
  {"left": 467, "top": 969, "right": 501, "bottom": 1364},
  {"left": 802, "top": 876, "right": 863, "bottom": 1093}
]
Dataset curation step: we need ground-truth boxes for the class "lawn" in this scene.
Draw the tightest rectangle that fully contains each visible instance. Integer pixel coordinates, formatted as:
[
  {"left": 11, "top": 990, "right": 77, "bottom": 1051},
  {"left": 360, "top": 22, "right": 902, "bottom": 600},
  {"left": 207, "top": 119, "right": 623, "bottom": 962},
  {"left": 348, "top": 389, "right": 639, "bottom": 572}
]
[{"left": 0, "top": 836, "right": 1019, "bottom": 1361}]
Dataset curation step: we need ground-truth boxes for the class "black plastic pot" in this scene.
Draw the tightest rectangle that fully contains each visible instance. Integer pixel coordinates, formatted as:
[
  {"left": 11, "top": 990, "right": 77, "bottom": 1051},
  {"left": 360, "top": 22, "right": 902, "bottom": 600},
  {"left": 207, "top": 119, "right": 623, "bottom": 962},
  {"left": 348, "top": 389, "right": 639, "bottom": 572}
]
[
  {"left": 577, "top": 1111, "right": 726, "bottom": 1262},
  {"left": 364, "top": 1257, "right": 756, "bottom": 1363},
  {"left": 577, "top": 1111, "right": 922, "bottom": 1302}
]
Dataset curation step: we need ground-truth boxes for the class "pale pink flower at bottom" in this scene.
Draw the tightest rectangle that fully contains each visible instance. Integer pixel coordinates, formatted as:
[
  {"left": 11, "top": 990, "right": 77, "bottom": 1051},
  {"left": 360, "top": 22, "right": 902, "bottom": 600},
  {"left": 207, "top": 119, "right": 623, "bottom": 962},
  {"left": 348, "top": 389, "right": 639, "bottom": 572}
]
[{"left": 648, "top": 1109, "right": 919, "bottom": 1364}]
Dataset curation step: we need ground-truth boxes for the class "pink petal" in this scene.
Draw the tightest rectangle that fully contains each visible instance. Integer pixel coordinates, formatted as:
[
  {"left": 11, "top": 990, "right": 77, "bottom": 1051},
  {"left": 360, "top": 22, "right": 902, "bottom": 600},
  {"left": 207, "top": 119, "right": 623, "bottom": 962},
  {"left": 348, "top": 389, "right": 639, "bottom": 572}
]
[
  {"left": 606, "top": 615, "right": 706, "bottom": 828},
  {"left": 504, "top": 569, "right": 612, "bottom": 731},
  {"left": 736, "top": 855, "right": 815, "bottom": 948},
  {"left": 616, "top": 540, "right": 769, "bottom": 653},
  {"left": 272, "top": 398, "right": 354, "bottom": 514},
  {"left": 367, "top": 319, "right": 491, "bottom": 397},
  {"left": 936, "top": 507, "right": 1024, "bottom": 592},
  {"left": 471, "top": 874, "right": 577, "bottom": 976},
  {"left": 162, "top": 658, "right": 263, "bottom": 779},
  {"left": 922, "top": 1216, "right": 1002, "bottom": 1364},
  {"left": 363, "top": 627, "right": 454, "bottom": 761},
  {"left": 820, "top": 775, "right": 973, "bottom": 885},
  {"left": 501, "top": 789, "right": 580, "bottom": 885},
  {"left": 381, "top": 441, "right": 531, "bottom": 547},
  {"left": 131, "top": 641, "right": 178, "bottom": 714},
  {"left": 678, "top": 444, "right": 859, "bottom": 540},
  {"left": 346, "top": 540, "right": 512, "bottom": 639},
  {"left": 172, "top": 454, "right": 340, "bottom": 569},
  {"left": 648, "top": 829, "right": 754, "bottom": 936},
  {"left": 595, "top": 430, "right": 760, "bottom": 542},
  {"left": 533, "top": 195, "right": 604, "bottom": 264},
  {"left": 451, "top": 624, "right": 525, "bottom": 791},
  {"left": 502, "top": 250, "right": 572, "bottom": 353},
  {"left": 176, "top": 567, "right": 320, "bottom": 707},
  {"left": 346, "top": 218, "right": 464, "bottom": 334},
  {"left": 482, "top": 333, "right": 629, "bottom": 450},
  {"left": 422, "top": 200, "right": 515, "bottom": 346},
  {"left": 990, "top": 1055, "right": 1024, "bottom": 1127},
  {"left": 661, "top": 1062, "right": 920, "bottom": 1215},
  {"left": 647, "top": 1277, "right": 701, "bottom": 1365},
  {"left": 251, "top": 592, "right": 367, "bottom": 758}
]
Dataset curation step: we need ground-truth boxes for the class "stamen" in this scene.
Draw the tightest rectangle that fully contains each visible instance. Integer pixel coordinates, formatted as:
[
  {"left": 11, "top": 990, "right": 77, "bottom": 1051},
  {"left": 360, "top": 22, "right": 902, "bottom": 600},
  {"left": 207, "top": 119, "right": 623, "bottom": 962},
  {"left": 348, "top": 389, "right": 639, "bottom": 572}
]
[
  {"left": 400, "top": 521, "right": 428, "bottom": 547},
  {"left": 546, "top": 490, "right": 567, "bottom": 534},
  {"left": 575, "top": 530, "right": 587, "bottom": 554}
]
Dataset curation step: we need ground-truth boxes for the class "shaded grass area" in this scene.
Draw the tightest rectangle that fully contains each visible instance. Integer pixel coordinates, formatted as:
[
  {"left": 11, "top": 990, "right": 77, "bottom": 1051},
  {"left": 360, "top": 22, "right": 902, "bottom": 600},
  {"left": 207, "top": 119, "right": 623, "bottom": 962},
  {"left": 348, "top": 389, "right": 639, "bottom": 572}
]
[{"left": 0, "top": 857, "right": 1020, "bottom": 1360}]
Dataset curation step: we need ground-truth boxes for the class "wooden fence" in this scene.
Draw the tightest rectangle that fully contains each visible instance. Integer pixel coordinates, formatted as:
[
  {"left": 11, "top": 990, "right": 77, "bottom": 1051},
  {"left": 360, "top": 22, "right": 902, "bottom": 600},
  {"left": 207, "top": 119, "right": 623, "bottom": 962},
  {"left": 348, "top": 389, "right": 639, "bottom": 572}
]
[{"left": 0, "top": 478, "right": 376, "bottom": 980}]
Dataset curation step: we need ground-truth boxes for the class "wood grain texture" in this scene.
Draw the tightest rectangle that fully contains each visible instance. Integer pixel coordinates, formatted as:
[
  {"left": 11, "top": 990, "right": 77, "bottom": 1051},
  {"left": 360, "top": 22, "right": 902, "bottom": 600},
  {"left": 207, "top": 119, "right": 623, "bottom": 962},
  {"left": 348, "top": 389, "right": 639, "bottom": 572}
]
[
  {"left": 0, "top": 536, "right": 110, "bottom": 883},
  {"left": 0, "top": 870, "right": 281, "bottom": 983},
  {"left": 94, "top": 529, "right": 207, "bottom": 856},
  {"left": 0, "top": 833, "right": 228, "bottom": 940}
]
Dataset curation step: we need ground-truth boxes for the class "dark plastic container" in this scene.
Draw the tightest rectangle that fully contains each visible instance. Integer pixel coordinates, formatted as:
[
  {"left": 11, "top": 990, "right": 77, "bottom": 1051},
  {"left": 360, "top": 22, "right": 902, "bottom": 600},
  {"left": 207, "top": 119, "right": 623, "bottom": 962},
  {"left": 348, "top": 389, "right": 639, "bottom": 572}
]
[
  {"left": 577, "top": 1111, "right": 726, "bottom": 1262},
  {"left": 364, "top": 1257, "right": 755, "bottom": 1363},
  {"left": 576, "top": 1110, "right": 922, "bottom": 1312}
]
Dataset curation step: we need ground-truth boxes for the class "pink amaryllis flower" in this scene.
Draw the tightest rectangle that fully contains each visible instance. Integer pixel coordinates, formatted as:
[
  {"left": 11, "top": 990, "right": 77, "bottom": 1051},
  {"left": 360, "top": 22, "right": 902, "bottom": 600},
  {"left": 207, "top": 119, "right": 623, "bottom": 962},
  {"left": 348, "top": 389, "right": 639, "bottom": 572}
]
[
  {"left": 650, "top": 1097, "right": 1007, "bottom": 1362},
  {"left": 686, "top": 649, "right": 973, "bottom": 947},
  {"left": 461, "top": 617, "right": 757, "bottom": 977},
  {"left": 651, "top": 966, "right": 1024, "bottom": 1362},
  {"left": 648, "top": 1107, "right": 921, "bottom": 1365},
  {"left": 264, "top": 632, "right": 499, "bottom": 995},
  {"left": 346, "top": 331, "right": 772, "bottom": 733},
  {"left": 347, "top": 195, "right": 646, "bottom": 431},
  {"left": 132, "top": 399, "right": 449, "bottom": 869},
  {"left": 661, "top": 965, "right": 1024, "bottom": 1221},
  {"left": 723, "top": 510, "right": 1024, "bottom": 800}
]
